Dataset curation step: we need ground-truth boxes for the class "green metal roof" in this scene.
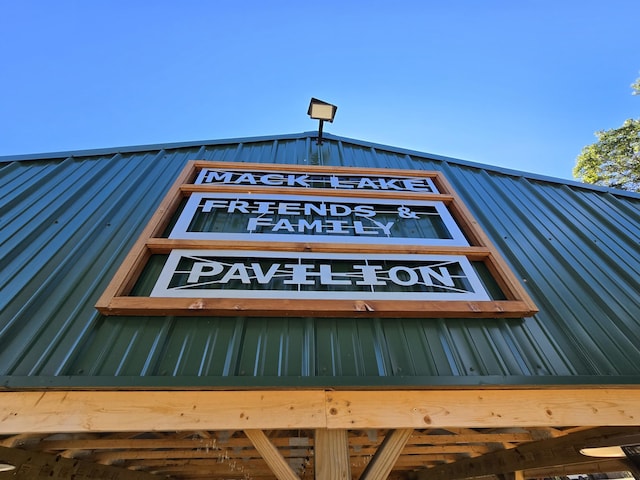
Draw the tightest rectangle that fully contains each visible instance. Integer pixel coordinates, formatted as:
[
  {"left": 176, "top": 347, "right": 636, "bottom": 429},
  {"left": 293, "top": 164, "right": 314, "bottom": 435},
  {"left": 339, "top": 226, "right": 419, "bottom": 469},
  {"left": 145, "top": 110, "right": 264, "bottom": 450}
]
[{"left": 1, "top": 132, "right": 639, "bottom": 388}]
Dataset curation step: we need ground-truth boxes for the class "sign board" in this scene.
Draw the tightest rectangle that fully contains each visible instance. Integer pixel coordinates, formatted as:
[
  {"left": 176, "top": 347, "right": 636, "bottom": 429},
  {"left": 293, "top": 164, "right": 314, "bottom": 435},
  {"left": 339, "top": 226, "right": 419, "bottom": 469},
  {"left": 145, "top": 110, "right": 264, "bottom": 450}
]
[
  {"left": 96, "top": 161, "right": 538, "bottom": 318},
  {"left": 150, "top": 250, "right": 489, "bottom": 301},
  {"left": 170, "top": 193, "right": 468, "bottom": 245},
  {"left": 195, "top": 168, "right": 439, "bottom": 193}
]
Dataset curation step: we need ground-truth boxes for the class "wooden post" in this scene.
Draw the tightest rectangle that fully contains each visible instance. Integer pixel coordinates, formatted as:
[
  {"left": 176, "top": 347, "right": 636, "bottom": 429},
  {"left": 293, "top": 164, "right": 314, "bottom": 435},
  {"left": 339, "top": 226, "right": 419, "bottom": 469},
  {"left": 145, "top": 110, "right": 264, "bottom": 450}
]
[{"left": 315, "top": 429, "right": 351, "bottom": 480}]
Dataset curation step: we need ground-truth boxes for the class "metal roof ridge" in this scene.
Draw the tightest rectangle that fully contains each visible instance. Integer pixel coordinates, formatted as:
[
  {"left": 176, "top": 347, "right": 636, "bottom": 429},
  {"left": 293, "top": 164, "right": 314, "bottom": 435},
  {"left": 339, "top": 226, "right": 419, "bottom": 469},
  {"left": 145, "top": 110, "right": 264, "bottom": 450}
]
[
  {"left": 1, "top": 130, "right": 639, "bottom": 200},
  {"left": 322, "top": 132, "right": 640, "bottom": 200},
  {"left": 0, "top": 131, "right": 315, "bottom": 163}
]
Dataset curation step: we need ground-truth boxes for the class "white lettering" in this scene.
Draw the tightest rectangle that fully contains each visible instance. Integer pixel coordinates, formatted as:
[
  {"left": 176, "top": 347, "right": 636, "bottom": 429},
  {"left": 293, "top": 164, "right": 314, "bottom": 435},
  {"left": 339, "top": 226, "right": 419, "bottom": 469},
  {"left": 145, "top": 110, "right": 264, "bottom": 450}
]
[
  {"left": 272, "top": 219, "right": 295, "bottom": 232},
  {"left": 325, "top": 220, "right": 350, "bottom": 234},
  {"left": 401, "top": 179, "right": 429, "bottom": 191},
  {"left": 354, "top": 221, "right": 377, "bottom": 235},
  {"left": 201, "top": 199, "right": 228, "bottom": 213},
  {"left": 329, "top": 204, "right": 351, "bottom": 216},
  {"left": 187, "top": 261, "right": 224, "bottom": 283},
  {"left": 370, "top": 220, "right": 395, "bottom": 235},
  {"left": 354, "top": 205, "right": 376, "bottom": 217},
  {"left": 254, "top": 201, "right": 275, "bottom": 214},
  {"left": 278, "top": 202, "right": 302, "bottom": 215},
  {"left": 330, "top": 176, "right": 353, "bottom": 189},
  {"left": 251, "top": 263, "right": 281, "bottom": 283},
  {"left": 198, "top": 171, "right": 434, "bottom": 192},
  {"left": 304, "top": 203, "right": 327, "bottom": 216},
  {"left": 247, "top": 217, "right": 272, "bottom": 231},
  {"left": 377, "top": 178, "right": 402, "bottom": 190},
  {"left": 284, "top": 264, "right": 315, "bottom": 285},
  {"left": 419, "top": 266, "right": 455, "bottom": 286},
  {"left": 319, "top": 264, "right": 351, "bottom": 285},
  {"left": 203, "top": 171, "right": 233, "bottom": 183},
  {"left": 220, "top": 263, "right": 251, "bottom": 283},
  {"left": 388, "top": 266, "right": 419, "bottom": 286},
  {"left": 228, "top": 200, "right": 250, "bottom": 213},
  {"left": 287, "top": 174, "right": 310, "bottom": 187},
  {"left": 260, "top": 174, "right": 285, "bottom": 186},
  {"left": 357, "top": 177, "right": 379, "bottom": 189},
  {"left": 235, "top": 173, "right": 258, "bottom": 184},
  {"left": 297, "top": 219, "right": 323, "bottom": 233},
  {"left": 353, "top": 265, "right": 385, "bottom": 285}
]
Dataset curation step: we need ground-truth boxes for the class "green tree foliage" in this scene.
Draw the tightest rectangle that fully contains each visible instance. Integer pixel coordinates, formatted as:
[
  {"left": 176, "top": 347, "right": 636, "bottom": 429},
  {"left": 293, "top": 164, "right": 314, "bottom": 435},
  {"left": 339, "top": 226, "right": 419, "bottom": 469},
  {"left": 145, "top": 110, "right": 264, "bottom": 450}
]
[{"left": 573, "top": 78, "right": 640, "bottom": 192}]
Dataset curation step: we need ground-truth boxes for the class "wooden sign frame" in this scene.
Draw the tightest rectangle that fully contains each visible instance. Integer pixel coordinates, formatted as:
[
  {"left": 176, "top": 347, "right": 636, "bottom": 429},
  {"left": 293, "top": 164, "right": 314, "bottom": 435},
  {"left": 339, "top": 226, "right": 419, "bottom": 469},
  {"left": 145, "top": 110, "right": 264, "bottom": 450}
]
[{"left": 95, "top": 161, "right": 538, "bottom": 318}]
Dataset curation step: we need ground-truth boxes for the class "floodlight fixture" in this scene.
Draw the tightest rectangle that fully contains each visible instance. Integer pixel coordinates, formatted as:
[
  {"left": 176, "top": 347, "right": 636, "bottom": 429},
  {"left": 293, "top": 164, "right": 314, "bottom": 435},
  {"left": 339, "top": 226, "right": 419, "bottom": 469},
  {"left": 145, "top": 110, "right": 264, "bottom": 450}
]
[{"left": 308, "top": 97, "right": 337, "bottom": 145}]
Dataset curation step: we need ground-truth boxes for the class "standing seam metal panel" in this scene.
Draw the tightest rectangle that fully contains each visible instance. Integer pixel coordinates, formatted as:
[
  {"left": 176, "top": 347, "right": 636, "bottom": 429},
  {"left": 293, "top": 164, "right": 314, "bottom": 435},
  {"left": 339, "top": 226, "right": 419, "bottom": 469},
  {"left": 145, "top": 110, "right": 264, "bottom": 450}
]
[{"left": 1, "top": 134, "right": 639, "bottom": 386}]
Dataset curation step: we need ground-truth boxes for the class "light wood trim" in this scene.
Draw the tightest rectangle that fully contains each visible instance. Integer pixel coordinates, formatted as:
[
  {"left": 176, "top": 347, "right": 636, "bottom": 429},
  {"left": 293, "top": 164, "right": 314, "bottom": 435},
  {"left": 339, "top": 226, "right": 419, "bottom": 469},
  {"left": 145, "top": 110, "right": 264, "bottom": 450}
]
[
  {"left": 325, "top": 389, "right": 640, "bottom": 428},
  {"left": 36, "top": 432, "right": 532, "bottom": 451},
  {"left": 181, "top": 183, "right": 453, "bottom": 201},
  {"left": 433, "top": 173, "right": 538, "bottom": 311},
  {"left": 315, "top": 429, "right": 351, "bottom": 480},
  {"left": 408, "top": 433, "right": 534, "bottom": 444},
  {"left": 192, "top": 160, "right": 441, "bottom": 179},
  {"left": 433, "top": 172, "right": 487, "bottom": 247},
  {"left": 144, "top": 238, "right": 493, "bottom": 258},
  {"left": 97, "top": 160, "right": 538, "bottom": 317},
  {"left": 360, "top": 428, "right": 414, "bottom": 480},
  {"left": 1, "top": 389, "right": 639, "bottom": 434},
  {"left": 484, "top": 252, "right": 539, "bottom": 311},
  {"left": 0, "top": 391, "right": 326, "bottom": 434},
  {"left": 244, "top": 429, "right": 300, "bottom": 480},
  {"left": 98, "top": 296, "right": 535, "bottom": 318},
  {"left": 95, "top": 161, "right": 198, "bottom": 307}
]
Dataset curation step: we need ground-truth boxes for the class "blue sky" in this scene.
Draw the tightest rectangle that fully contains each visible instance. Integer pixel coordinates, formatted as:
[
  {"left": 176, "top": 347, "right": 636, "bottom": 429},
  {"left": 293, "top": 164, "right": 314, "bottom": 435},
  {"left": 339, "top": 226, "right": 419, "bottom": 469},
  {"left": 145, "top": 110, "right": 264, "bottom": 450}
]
[{"left": 1, "top": 1, "right": 638, "bottom": 180}]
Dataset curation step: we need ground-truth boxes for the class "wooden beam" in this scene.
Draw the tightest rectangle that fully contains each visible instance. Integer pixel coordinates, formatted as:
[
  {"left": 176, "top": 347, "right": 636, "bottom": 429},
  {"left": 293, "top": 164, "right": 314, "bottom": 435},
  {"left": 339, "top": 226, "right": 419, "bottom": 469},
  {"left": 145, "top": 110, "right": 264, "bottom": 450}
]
[
  {"left": 0, "top": 391, "right": 325, "bottom": 434},
  {"left": 360, "top": 429, "right": 413, "bottom": 480},
  {"left": 408, "top": 433, "right": 534, "bottom": 444},
  {"left": 433, "top": 172, "right": 538, "bottom": 313},
  {"left": 315, "top": 429, "right": 351, "bottom": 480},
  {"left": 95, "top": 160, "right": 197, "bottom": 306},
  {"left": 0, "top": 445, "right": 159, "bottom": 480},
  {"left": 99, "top": 296, "right": 535, "bottom": 318},
  {"left": 191, "top": 160, "right": 442, "bottom": 180},
  {"left": 411, "top": 426, "right": 640, "bottom": 480},
  {"left": 37, "top": 432, "right": 530, "bottom": 451},
  {"left": 325, "top": 389, "right": 640, "bottom": 428},
  {"left": 244, "top": 430, "right": 300, "bottom": 480},
  {"left": 180, "top": 183, "right": 454, "bottom": 202},
  {"left": 1, "top": 389, "right": 640, "bottom": 434},
  {"left": 523, "top": 458, "right": 629, "bottom": 477},
  {"left": 145, "top": 237, "right": 492, "bottom": 257}
]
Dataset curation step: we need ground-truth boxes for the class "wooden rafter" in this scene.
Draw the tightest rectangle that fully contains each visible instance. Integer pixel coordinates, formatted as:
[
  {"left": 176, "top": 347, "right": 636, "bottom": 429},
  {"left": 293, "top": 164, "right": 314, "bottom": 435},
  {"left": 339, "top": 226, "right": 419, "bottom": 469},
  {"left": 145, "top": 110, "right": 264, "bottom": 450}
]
[
  {"left": 0, "top": 445, "right": 159, "bottom": 480},
  {"left": 244, "top": 429, "right": 300, "bottom": 480},
  {"left": 360, "top": 428, "right": 414, "bottom": 480},
  {"left": 410, "top": 426, "right": 640, "bottom": 480},
  {"left": 2, "top": 390, "right": 640, "bottom": 479}
]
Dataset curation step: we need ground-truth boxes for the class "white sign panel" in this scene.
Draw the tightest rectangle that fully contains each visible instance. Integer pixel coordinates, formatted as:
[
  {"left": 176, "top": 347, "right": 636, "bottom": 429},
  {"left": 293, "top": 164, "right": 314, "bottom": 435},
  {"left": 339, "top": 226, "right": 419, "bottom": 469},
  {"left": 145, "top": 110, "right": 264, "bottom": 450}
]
[
  {"left": 150, "top": 250, "right": 490, "bottom": 301},
  {"left": 169, "top": 193, "right": 468, "bottom": 246},
  {"left": 195, "top": 168, "right": 439, "bottom": 193}
]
